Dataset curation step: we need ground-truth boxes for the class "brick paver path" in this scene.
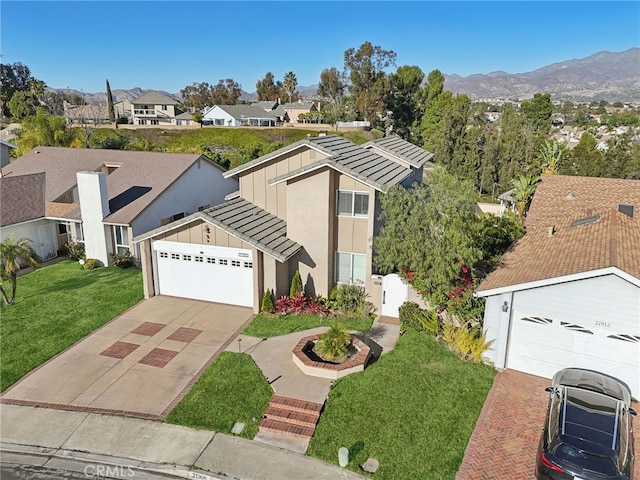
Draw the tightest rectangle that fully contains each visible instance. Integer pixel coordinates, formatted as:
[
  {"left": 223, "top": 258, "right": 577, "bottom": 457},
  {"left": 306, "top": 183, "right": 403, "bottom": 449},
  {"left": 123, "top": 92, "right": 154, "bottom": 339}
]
[{"left": 457, "top": 369, "right": 640, "bottom": 480}]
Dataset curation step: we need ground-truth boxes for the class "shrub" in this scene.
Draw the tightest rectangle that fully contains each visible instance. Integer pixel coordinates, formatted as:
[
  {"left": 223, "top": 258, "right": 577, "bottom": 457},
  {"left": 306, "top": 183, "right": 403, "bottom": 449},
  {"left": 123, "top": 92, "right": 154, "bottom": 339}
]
[
  {"left": 315, "top": 323, "right": 351, "bottom": 362},
  {"left": 83, "top": 258, "right": 100, "bottom": 270},
  {"left": 66, "top": 241, "right": 85, "bottom": 261},
  {"left": 399, "top": 302, "right": 440, "bottom": 335},
  {"left": 57, "top": 243, "right": 70, "bottom": 257},
  {"left": 440, "top": 322, "right": 492, "bottom": 363},
  {"left": 274, "top": 293, "right": 328, "bottom": 316},
  {"left": 261, "top": 289, "right": 275, "bottom": 313},
  {"left": 329, "top": 283, "right": 367, "bottom": 315},
  {"left": 110, "top": 250, "right": 137, "bottom": 268},
  {"left": 290, "top": 270, "right": 303, "bottom": 297}
]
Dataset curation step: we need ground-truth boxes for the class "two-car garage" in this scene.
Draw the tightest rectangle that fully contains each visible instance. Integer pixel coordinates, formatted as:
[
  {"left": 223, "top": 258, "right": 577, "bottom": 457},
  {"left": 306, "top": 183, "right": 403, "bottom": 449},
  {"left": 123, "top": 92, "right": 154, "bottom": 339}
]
[{"left": 152, "top": 240, "right": 254, "bottom": 307}]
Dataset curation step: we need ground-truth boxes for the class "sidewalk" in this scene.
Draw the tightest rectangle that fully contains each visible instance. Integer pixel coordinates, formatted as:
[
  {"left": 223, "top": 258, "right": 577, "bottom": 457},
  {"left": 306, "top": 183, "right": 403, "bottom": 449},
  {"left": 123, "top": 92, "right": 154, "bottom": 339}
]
[{"left": 0, "top": 404, "right": 369, "bottom": 480}]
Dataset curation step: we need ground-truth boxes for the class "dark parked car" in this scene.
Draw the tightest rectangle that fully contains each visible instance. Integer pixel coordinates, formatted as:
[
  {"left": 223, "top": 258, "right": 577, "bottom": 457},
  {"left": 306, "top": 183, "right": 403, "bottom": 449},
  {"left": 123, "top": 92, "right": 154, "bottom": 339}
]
[{"left": 536, "top": 368, "right": 636, "bottom": 480}]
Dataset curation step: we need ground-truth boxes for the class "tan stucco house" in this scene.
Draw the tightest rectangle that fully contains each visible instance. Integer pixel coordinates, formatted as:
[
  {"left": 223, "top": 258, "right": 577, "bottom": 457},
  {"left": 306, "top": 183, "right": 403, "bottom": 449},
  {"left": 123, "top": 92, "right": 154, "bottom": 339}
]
[
  {"left": 130, "top": 91, "right": 182, "bottom": 126},
  {"left": 133, "top": 135, "right": 435, "bottom": 315}
]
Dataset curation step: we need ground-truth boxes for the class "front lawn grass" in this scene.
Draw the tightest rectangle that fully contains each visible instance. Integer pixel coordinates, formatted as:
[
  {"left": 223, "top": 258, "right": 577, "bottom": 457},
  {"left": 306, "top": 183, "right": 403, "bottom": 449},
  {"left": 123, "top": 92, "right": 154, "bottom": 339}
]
[
  {"left": 242, "top": 313, "right": 374, "bottom": 339},
  {"left": 0, "top": 260, "right": 143, "bottom": 391},
  {"left": 164, "top": 352, "right": 272, "bottom": 438},
  {"left": 307, "top": 330, "right": 496, "bottom": 480}
]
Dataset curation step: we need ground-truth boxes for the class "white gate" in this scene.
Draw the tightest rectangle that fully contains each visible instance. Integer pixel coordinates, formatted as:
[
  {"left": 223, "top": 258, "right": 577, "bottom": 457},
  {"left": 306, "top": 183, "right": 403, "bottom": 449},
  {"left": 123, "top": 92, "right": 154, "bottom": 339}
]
[
  {"left": 38, "top": 224, "right": 57, "bottom": 261},
  {"left": 381, "top": 273, "right": 409, "bottom": 317}
]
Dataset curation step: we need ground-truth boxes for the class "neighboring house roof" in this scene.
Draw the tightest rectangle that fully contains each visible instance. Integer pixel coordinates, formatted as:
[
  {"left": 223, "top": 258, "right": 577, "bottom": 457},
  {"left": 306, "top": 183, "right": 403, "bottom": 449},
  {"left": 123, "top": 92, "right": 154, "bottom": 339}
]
[
  {"left": 212, "top": 105, "right": 277, "bottom": 120},
  {"left": 282, "top": 102, "right": 316, "bottom": 110},
  {"left": 526, "top": 175, "right": 640, "bottom": 228},
  {"left": 46, "top": 201, "right": 80, "bottom": 220},
  {"left": 0, "top": 147, "right": 216, "bottom": 225},
  {"left": 476, "top": 208, "right": 640, "bottom": 295},
  {"left": 132, "top": 91, "right": 179, "bottom": 105},
  {"left": 498, "top": 188, "right": 515, "bottom": 203},
  {"left": 252, "top": 101, "right": 279, "bottom": 110},
  {"left": 175, "top": 111, "right": 193, "bottom": 120},
  {"left": 363, "top": 136, "right": 435, "bottom": 168},
  {"left": 225, "top": 135, "right": 414, "bottom": 193},
  {"left": 0, "top": 173, "right": 45, "bottom": 227},
  {"left": 133, "top": 198, "right": 302, "bottom": 262}
]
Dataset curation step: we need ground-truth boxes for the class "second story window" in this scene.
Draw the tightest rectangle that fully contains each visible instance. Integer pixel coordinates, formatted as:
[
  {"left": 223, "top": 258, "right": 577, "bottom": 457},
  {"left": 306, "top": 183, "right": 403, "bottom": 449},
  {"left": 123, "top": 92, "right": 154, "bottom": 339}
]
[
  {"left": 337, "top": 190, "right": 369, "bottom": 218},
  {"left": 161, "top": 104, "right": 167, "bottom": 110}
]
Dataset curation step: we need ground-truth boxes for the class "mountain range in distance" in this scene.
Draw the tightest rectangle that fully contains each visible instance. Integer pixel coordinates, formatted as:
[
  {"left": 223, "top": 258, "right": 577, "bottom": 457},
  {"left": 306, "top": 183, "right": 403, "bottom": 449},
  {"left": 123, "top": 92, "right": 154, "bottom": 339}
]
[{"left": 54, "top": 48, "right": 639, "bottom": 105}]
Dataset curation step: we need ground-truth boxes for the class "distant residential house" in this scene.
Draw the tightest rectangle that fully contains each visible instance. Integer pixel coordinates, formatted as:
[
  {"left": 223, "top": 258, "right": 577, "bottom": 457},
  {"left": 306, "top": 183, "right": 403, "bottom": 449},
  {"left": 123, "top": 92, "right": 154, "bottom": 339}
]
[
  {"left": 114, "top": 100, "right": 132, "bottom": 121},
  {"left": 130, "top": 91, "right": 183, "bottom": 126},
  {"left": 0, "top": 147, "right": 238, "bottom": 266},
  {"left": 1, "top": 140, "right": 17, "bottom": 168},
  {"left": 202, "top": 105, "right": 277, "bottom": 127},
  {"left": 282, "top": 101, "right": 318, "bottom": 123},
  {"left": 64, "top": 103, "right": 110, "bottom": 125},
  {"left": 252, "top": 100, "right": 280, "bottom": 111},
  {"left": 176, "top": 111, "right": 195, "bottom": 126}
]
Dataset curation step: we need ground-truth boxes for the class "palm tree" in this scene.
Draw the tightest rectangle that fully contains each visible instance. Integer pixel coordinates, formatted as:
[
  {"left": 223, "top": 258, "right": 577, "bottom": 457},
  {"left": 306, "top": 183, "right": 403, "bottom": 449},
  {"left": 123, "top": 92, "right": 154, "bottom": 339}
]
[
  {"left": 0, "top": 234, "right": 41, "bottom": 305},
  {"left": 283, "top": 71, "right": 298, "bottom": 104},
  {"left": 511, "top": 174, "right": 540, "bottom": 223},
  {"left": 538, "top": 139, "right": 566, "bottom": 175}
]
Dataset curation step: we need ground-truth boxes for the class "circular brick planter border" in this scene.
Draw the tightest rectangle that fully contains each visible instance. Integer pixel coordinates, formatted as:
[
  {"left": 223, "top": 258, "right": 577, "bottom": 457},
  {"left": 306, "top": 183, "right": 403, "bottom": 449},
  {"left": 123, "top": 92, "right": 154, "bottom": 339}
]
[{"left": 292, "top": 333, "right": 371, "bottom": 380}]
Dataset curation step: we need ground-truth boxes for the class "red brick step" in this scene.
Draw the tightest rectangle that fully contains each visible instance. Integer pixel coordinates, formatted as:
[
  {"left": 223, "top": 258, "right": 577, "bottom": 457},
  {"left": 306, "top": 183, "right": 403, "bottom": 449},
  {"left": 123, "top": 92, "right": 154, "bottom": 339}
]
[
  {"left": 263, "top": 406, "right": 320, "bottom": 428},
  {"left": 259, "top": 418, "right": 315, "bottom": 439},
  {"left": 268, "top": 395, "right": 323, "bottom": 414},
  {"left": 258, "top": 395, "right": 325, "bottom": 440}
]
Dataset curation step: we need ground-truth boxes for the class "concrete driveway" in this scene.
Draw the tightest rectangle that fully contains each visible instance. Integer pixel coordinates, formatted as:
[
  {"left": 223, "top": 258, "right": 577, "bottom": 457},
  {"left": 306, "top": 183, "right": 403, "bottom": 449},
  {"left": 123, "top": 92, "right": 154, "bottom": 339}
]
[
  {"left": 456, "top": 369, "right": 640, "bottom": 480},
  {"left": 1, "top": 296, "right": 253, "bottom": 419}
]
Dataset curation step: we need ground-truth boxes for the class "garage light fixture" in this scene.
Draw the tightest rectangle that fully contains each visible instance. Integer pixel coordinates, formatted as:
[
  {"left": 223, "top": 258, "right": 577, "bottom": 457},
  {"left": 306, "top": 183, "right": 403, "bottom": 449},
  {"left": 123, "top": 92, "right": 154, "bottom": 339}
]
[{"left": 502, "top": 301, "right": 509, "bottom": 312}]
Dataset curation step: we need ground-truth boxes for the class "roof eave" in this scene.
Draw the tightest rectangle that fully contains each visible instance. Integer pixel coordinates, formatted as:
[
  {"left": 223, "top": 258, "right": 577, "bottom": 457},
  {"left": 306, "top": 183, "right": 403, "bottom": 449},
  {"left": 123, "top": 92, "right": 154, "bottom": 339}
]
[{"left": 474, "top": 267, "right": 640, "bottom": 297}]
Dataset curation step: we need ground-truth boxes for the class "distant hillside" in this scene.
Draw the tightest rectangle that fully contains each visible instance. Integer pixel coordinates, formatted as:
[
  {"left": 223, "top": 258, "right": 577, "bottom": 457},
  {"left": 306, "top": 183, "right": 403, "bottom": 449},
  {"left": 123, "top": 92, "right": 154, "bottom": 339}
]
[
  {"left": 444, "top": 48, "right": 640, "bottom": 102},
  {"left": 51, "top": 48, "right": 639, "bottom": 105}
]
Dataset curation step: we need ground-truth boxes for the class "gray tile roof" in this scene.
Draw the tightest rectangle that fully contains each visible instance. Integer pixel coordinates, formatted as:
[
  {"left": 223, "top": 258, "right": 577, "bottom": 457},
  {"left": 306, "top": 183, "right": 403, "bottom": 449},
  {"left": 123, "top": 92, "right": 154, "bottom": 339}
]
[
  {"left": 225, "top": 135, "right": 414, "bottom": 192},
  {"left": 175, "top": 111, "right": 194, "bottom": 120},
  {"left": 0, "top": 173, "right": 45, "bottom": 227},
  {"left": 364, "top": 136, "right": 435, "bottom": 168},
  {"left": 1, "top": 147, "right": 215, "bottom": 225},
  {"left": 252, "top": 101, "right": 279, "bottom": 110},
  {"left": 215, "top": 105, "right": 277, "bottom": 120},
  {"left": 132, "top": 91, "right": 179, "bottom": 105},
  {"left": 133, "top": 198, "right": 301, "bottom": 262}
]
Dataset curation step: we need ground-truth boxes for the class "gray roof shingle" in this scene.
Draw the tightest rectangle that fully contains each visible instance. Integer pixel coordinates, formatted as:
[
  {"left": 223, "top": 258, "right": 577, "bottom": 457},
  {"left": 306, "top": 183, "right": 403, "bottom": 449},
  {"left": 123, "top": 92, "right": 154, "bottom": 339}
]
[
  {"left": 133, "top": 198, "right": 301, "bottom": 262},
  {"left": 0, "top": 173, "right": 46, "bottom": 227},
  {"left": 132, "top": 91, "right": 179, "bottom": 105},
  {"left": 364, "top": 135, "right": 435, "bottom": 168}
]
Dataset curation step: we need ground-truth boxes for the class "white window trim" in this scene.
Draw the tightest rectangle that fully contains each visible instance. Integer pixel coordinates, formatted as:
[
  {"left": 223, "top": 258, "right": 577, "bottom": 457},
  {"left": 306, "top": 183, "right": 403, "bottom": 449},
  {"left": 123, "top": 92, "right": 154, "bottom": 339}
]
[
  {"left": 113, "top": 225, "right": 130, "bottom": 253},
  {"left": 334, "top": 251, "right": 367, "bottom": 285},
  {"left": 336, "top": 190, "right": 369, "bottom": 218}
]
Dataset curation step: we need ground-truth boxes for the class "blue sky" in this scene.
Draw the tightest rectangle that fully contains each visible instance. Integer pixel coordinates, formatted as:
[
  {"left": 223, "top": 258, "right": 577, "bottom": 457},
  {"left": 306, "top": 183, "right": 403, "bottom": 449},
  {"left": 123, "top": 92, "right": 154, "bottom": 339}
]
[{"left": 2, "top": 1, "right": 638, "bottom": 94}]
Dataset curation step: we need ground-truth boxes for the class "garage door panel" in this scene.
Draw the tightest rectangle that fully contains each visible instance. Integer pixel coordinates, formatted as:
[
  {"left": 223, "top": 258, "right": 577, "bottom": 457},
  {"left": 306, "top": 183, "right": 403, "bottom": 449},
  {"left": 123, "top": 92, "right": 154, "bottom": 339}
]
[
  {"left": 508, "top": 312, "right": 639, "bottom": 398},
  {"left": 153, "top": 241, "right": 253, "bottom": 307}
]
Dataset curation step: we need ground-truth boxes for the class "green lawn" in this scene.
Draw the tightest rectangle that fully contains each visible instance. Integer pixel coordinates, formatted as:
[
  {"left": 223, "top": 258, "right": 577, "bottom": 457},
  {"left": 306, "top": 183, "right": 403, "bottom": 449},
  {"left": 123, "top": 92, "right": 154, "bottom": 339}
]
[
  {"left": 307, "top": 330, "right": 496, "bottom": 480},
  {"left": 0, "top": 260, "right": 143, "bottom": 391},
  {"left": 164, "top": 352, "right": 273, "bottom": 438},
  {"left": 242, "top": 313, "right": 374, "bottom": 339}
]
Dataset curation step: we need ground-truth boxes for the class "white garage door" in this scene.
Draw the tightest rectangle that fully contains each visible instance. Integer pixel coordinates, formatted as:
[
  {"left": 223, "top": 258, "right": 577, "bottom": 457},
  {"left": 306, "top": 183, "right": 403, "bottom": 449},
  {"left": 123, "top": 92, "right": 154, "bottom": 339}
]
[
  {"left": 153, "top": 240, "right": 253, "bottom": 307},
  {"left": 508, "top": 312, "right": 640, "bottom": 398}
]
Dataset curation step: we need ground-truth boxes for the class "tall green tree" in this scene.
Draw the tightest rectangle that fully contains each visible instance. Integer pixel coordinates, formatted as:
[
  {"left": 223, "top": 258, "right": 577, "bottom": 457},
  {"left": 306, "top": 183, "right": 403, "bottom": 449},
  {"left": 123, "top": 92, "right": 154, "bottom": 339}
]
[
  {"left": 373, "top": 170, "right": 481, "bottom": 298},
  {"left": 343, "top": 41, "right": 396, "bottom": 122},
  {"left": 106, "top": 79, "right": 115, "bottom": 122},
  {"left": 210, "top": 79, "right": 242, "bottom": 105},
  {"left": 0, "top": 234, "right": 41, "bottom": 306},
  {"left": 1, "top": 62, "right": 34, "bottom": 117},
  {"left": 283, "top": 71, "right": 298, "bottom": 104},
  {"left": 7, "top": 91, "right": 40, "bottom": 120},
  {"left": 318, "top": 67, "right": 346, "bottom": 124},
  {"left": 520, "top": 93, "right": 553, "bottom": 133},
  {"left": 384, "top": 65, "right": 424, "bottom": 139},
  {"left": 15, "top": 108, "right": 76, "bottom": 155},
  {"left": 256, "top": 72, "right": 281, "bottom": 101},
  {"left": 560, "top": 132, "right": 603, "bottom": 176},
  {"left": 180, "top": 82, "right": 212, "bottom": 110}
]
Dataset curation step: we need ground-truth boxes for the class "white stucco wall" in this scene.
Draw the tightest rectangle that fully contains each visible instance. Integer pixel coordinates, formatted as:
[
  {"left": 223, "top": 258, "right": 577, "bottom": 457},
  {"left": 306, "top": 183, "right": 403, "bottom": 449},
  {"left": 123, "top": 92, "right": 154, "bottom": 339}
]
[
  {"left": 130, "top": 158, "right": 238, "bottom": 237},
  {"left": 0, "top": 218, "right": 58, "bottom": 261},
  {"left": 202, "top": 107, "right": 238, "bottom": 126},
  {"left": 77, "top": 171, "right": 111, "bottom": 266}
]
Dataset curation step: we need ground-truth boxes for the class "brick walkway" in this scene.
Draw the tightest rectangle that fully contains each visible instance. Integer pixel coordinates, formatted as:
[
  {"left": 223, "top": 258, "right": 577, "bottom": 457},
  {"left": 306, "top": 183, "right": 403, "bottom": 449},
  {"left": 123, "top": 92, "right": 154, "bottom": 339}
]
[{"left": 457, "top": 369, "right": 640, "bottom": 480}]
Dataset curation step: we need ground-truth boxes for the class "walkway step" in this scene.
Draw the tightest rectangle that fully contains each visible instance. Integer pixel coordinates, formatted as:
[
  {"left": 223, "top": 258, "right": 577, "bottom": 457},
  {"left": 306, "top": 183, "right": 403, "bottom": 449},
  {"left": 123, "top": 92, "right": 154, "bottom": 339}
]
[
  {"left": 259, "top": 418, "right": 315, "bottom": 439},
  {"left": 264, "top": 406, "right": 320, "bottom": 428},
  {"left": 268, "top": 395, "right": 323, "bottom": 415}
]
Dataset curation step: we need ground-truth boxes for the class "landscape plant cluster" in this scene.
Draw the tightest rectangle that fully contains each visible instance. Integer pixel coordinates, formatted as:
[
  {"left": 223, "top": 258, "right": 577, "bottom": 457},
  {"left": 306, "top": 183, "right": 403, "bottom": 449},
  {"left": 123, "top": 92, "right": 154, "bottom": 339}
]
[{"left": 398, "top": 301, "right": 491, "bottom": 363}]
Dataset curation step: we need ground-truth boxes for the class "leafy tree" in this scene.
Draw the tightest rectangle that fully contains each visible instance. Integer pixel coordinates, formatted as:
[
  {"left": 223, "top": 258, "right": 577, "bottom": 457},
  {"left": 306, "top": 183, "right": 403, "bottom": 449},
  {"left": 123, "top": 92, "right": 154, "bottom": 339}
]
[
  {"left": 511, "top": 174, "right": 540, "bottom": 222},
  {"left": 318, "top": 67, "right": 345, "bottom": 106},
  {"left": 40, "top": 91, "right": 85, "bottom": 116},
  {"left": 210, "top": 79, "right": 242, "bottom": 105},
  {"left": 373, "top": 170, "right": 481, "bottom": 300},
  {"left": 520, "top": 93, "right": 553, "bottom": 133},
  {"left": 560, "top": 132, "right": 602, "bottom": 176},
  {"left": 384, "top": 65, "right": 424, "bottom": 139},
  {"left": 106, "top": 79, "right": 115, "bottom": 122},
  {"left": 181, "top": 82, "right": 212, "bottom": 110},
  {"left": 282, "top": 71, "right": 298, "bottom": 104},
  {"left": 256, "top": 72, "right": 281, "bottom": 101},
  {"left": 496, "top": 106, "right": 537, "bottom": 188},
  {"left": 1, "top": 62, "right": 34, "bottom": 117},
  {"left": 15, "top": 108, "right": 76, "bottom": 155},
  {"left": 7, "top": 91, "right": 40, "bottom": 119},
  {"left": 343, "top": 41, "right": 396, "bottom": 122},
  {"left": 290, "top": 270, "right": 303, "bottom": 297},
  {"left": 0, "top": 234, "right": 41, "bottom": 306},
  {"left": 538, "top": 139, "right": 566, "bottom": 175}
]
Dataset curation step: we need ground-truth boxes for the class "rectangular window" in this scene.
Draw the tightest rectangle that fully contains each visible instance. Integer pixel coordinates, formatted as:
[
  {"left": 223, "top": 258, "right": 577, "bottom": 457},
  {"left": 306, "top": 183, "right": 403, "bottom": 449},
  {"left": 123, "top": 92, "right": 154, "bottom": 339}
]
[
  {"left": 171, "top": 253, "right": 180, "bottom": 260},
  {"left": 244, "top": 262, "right": 253, "bottom": 268},
  {"left": 113, "top": 225, "right": 130, "bottom": 253},
  {"left": 76, "top": 223, "right": 84, "bottom": 243},
  {"left": 159, "top": 252, "right": 168, "bottom": 258},
  {"left": 161, "top": 105, "right": 167, "bottom": 111},
  {"left": 183, "top": 254, "right": 191, "bottom": 261},
  {"left": 219, "top": 259, "right": 228, "bottom": 266},
  {"left": 337, "top": 190, "right": 369, "bottom": 218},
  {"left": 206, "top": 257, "right": 215, "bottom": 264},
  {"left": 58, "top": 223, "right": 68, "bottom": 235},
  {"left": 150, "top": 119, "right": 159, "bottom": 125},
  {"left": 194, "top": 256, "right": 203, "bottom": 263},
  {"left": 231, "top": 260, "right": 241, "bottom": 267},
  {"left": 335, "top": 252, "right": 366, "bottom": 285}
]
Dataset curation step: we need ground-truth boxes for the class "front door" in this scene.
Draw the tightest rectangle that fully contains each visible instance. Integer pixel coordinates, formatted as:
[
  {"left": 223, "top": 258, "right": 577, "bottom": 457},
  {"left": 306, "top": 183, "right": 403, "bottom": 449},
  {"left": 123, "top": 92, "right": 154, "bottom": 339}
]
[{"left": 381, "top": 273, "right": 408, "bottom": 317}]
